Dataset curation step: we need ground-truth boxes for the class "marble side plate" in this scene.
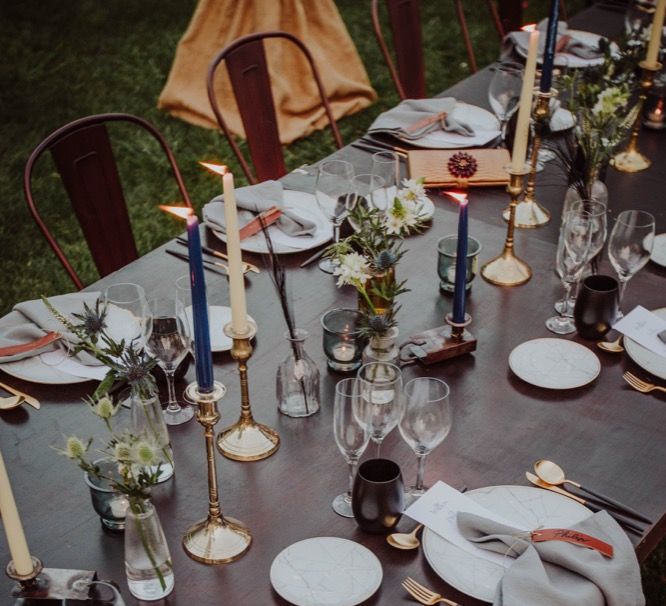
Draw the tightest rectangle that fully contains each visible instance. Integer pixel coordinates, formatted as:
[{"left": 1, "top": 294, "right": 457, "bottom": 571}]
[
  {"left": 422, "top": 485, "right": 591, "bottom": 602},
  {"left": 270, "top": 537, "right": 382, "bottom": 606},
  {"left": 508, "top": 338, "right": 601, "bottom": 389}
]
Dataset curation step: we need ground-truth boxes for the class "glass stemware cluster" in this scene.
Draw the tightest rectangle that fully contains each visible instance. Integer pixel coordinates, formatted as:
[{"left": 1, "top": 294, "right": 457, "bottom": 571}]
[{"left": 332, "top": 362, "right": 452, "bottom": 517}]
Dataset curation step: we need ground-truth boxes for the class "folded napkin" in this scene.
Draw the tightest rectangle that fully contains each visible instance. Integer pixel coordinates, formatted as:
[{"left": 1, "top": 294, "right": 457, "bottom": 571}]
[
  {"left": 203, "top": 180, "right": 317, "bottom": 238},
  {"left": 368, "top": 98, "right": 475, "bottom": 140},
  {"left": 458, "top": 510, "right": 644, "bottom": 606},
  {"left": 504, "top": 20, "right": 603, "bottom": 62},
  {"left": 0, "top": 292, "right": 101, "bottom": 364}
]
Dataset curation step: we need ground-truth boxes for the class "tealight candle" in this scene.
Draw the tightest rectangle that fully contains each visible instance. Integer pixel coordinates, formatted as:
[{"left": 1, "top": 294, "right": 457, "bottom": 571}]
[{"left": 332, "top": 343, "right": 356, "bottom": 362}]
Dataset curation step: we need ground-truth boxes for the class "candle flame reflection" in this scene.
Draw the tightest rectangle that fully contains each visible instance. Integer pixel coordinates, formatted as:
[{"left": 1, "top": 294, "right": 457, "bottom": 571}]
[{"left": 443, "top": 191, "right": 469, "bottom": 206}]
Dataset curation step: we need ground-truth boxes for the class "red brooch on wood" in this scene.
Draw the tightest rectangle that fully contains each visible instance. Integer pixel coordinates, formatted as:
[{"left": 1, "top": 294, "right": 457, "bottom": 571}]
[{"left": 447, "top": 152, "right": 478, "bottom": 179}]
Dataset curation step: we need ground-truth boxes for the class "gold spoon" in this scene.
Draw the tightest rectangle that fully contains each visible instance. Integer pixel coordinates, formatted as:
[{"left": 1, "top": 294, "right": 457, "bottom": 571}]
[
  {"left": 534, "top": 459, "right": 652, "bottom": 524},
  {"left": 0, "top": 395, "right": 22, "bottom": 411},
  {"left": 597, "top": 334, "right": 623, "bottom": 353},
  {"left": 387, "top": 524, "right": 423, "bottom": 550}
]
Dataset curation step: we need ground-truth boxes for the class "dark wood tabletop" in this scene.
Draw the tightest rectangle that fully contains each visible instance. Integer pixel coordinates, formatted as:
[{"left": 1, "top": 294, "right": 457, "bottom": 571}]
[{"left": 1, "top": 4, "right": 665, "bottom": 605}]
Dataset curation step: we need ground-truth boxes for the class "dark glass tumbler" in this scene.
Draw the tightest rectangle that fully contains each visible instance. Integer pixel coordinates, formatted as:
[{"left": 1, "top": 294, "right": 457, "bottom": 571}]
[
  {"left": 573, "top": 274, "right": 619, "bottom": 340},
  {"left": 352, "top": 458, "right": 404, "bottom": 533}
]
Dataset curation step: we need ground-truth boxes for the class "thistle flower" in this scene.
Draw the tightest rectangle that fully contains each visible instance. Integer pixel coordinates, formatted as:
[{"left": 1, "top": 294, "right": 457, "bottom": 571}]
[
  {"left": 374, "top": 250, "right": 398, "bottom": 271},
  {"left": 114, "top": 440, "right": 133, "bottom": 462},
  {"left": 71, "top": 301, "right": 107, "bottom": 337},
  {"left": 88, "top": 394, "right": 117, "bottom": 420},
  {"left": 64, "top": 436, "right": 88, "bottom": 459},
  {"left": 134, "top": 439, "right": 159, "bottom": 467}
]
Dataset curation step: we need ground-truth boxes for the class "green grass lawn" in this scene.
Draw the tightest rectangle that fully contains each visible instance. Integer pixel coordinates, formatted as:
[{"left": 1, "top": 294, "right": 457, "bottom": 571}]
[{"left": 0, "top": 1, "right": 663, "bottom": 600}]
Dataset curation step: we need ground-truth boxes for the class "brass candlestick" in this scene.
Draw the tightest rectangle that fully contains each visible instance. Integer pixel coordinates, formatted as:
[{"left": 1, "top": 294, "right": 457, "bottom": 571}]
[
  {"left": 182, "top": 381, "right": 252, "bottom": 564},
  {"left": 217, "top": 320, "right": 280, "bottom": 461},
  {"left": 481, "top": 164, "right": 532, "bottom": 286},
  {"left": 503, "top": 89, "right": 554, "bottom": 228},
  {"left": 611, "top": 61, "right": 662, "bottom": 173}
]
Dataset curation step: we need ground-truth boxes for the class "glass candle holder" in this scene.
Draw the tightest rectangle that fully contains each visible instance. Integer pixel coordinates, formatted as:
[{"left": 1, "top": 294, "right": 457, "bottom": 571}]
[
  {"left": 437, "top": 235, "right": 482, "bottom": 293},
  {"left": 84, "top": 459, "right": 130, "bottom": 532},
  {"left": 321, "top": 308, "right": 366, "bottom": 372}
]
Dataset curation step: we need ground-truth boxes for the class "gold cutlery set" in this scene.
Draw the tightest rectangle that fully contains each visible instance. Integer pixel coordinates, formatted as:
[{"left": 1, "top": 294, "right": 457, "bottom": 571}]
[{"left": 0, "top": 381, "right": 40, "bottom": 411}]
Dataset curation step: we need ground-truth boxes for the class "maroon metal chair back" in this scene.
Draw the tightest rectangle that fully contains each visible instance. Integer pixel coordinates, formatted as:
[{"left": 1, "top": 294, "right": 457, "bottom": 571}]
[
  {"left": 207, "top": 31, "right": 343, "bottom": 185},
  {"left": 24, "top": 113, "right": 193, "bottom": 290},
  {"left": 371, "top": 0, "right": 505, "bottom": 99}
]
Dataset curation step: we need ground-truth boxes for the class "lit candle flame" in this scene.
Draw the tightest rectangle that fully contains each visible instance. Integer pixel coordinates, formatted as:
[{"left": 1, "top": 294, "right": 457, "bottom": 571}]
[
  {"left": 444, "top": 191, "right": 468, "bottom": 206},
  {"left": 521, "top": 24, "right": 536, "bottom": 32},
  {"left": 160, "top": 205, "right": 193, "bottom": 220},
  {"left": 199, "top": 161, "right": 228, "bottom": 176}
]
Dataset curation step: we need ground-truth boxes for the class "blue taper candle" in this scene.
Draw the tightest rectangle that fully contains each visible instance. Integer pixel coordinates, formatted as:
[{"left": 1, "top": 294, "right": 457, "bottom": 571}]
[
  {"left": 186, "top": 213, "right": 214, "bottom": 391},
  {"left": 540, "top": 0, "right": 560, "bottom": 93},
  {"left": 452, "top": 196, "right": 469, "bottom": 324}
]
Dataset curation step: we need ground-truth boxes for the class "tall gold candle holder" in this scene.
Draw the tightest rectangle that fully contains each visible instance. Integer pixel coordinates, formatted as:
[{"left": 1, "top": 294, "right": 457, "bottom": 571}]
[
  {"left": 611, "top": 61, "right": 662, "bottom": 173},
  {"left": 182, "top": 381, "right": 252, "bottom": 564},
  {"left": 481, "top": 164, "right": 533, "bottom": 286},
  {"left": 217, "top": 320, "right": 280, "bottom": 461},
  {"left": 503, "top": 89, "right": 554, "bottom": 228}
]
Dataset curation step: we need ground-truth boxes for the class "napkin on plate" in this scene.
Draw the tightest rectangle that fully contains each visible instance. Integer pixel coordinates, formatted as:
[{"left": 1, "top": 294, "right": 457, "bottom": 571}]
[
  {"left": 504, "top": 20, "right": 603, "bottom": 62},
  {"left": 457, "top": 510, "right": 645, "bottom": 606},
  {"left": 0, "top": 292, "right": 101, "bottom": 364},
  {"left": 368, "top": 98, "right": 475, "bottom": 141},
  {"left": 203, "top": 180, "right": 317, "bottom": 238}
]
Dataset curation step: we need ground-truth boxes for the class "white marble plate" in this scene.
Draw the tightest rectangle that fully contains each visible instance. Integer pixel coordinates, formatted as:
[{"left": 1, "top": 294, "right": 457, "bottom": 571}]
[
  {"left": 422, "top": 485, "right": 591, "bottom": 602},
  {"left": 394, "top": 103, "right": 501, "bottom": 149},
  {"left": 514, "top": 30, "right": 608, "bottom": 68},
  {"left": 211, "top": 190, "right": 332, "bottom": 254},
  {"left": 508, "top": 338, "right": 601, "bottom": 389},
  {"left": 270, "top": 537, "right": 382, "bottom": 606},
  {"left": 650, "top": 233, "right": 666, "bottom": 267},
  {"left": 625, "top": 307, "right": 666, "bottom": 380},
  {"left": 181, "top": 305, "right": 256, "bottom": 352}
]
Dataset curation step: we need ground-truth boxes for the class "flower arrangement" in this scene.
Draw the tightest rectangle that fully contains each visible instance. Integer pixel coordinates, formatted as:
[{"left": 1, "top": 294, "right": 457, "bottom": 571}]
[{"left": 326, "top": 178, "right": 427, "bottom": 339}]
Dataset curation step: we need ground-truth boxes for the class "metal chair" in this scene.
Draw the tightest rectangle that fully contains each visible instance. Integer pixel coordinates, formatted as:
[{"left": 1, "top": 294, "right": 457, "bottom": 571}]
[
  {"left": 23, "top": 113, "right": 193, "bottom": 290},
  {"left": 371, "top": 0, "right": 505, "bottom": 100},
  {"left": 207, "top": 31, "right": 344, "bottom": 185}
]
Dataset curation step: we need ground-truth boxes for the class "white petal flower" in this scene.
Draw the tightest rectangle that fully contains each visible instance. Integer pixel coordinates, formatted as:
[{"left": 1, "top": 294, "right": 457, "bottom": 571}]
[
  {"left": 333, "top": 252, "right": 372, "bottom": 287},
  {"left": 399, "top": 178, "right": 426, "bottom": 202}
]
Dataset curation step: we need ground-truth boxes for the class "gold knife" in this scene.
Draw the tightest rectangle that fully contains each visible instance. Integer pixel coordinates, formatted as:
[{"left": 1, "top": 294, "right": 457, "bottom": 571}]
[
  {"left": 525, "top": 471, "right": 586, "bottom": 504},
  {"left": 0, "top": 381, "right": 40, "bottom": 410}
]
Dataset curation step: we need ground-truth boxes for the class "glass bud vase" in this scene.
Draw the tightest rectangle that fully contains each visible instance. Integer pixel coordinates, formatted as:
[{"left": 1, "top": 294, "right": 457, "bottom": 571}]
[
  {"left": 124, "top": 500, "right": 174, "bottom": 601},
  {"left": 128, "top": 389, "right": 175, "bottom": 483},
  {"left": 363, "top": 326, "right": 400, "bottom": 364},
  {"left": 277, "top": 329, "right": 320, "bottom": 417},
  {"left": 358, "top": 268, "right": 396, "bottom": 316}
]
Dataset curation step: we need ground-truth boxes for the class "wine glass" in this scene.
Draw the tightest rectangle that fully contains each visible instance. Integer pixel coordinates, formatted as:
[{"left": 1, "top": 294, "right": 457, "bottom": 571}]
[
  {"left": 608, "top": 210, "right": 655, "bottom": 317},
  {"left": 547, "top": 209, "right": 593, "bottom": 334},
  {"left": 315, "top": 159, "right": 355, "bottom": 273},
  {"left": 488, "top": 61, "right": 523, "bottom": 143},
  {"left": 332, "top": 378, "right": 371, "bottom": 518},
  {"left": 352, "top": 174, "right": 386, "bottom": 213},
  {"left": 399, "top": 377, "right": 451, "bottom": 504},
  {"left": 357, "top": 362, "right": 403, "bottom": 457},
  {"left": 144, "top": 298, "right": 194, "bottom": 425},
  {"left": 370, "top": 151, "right": 400, "bottom": 211},
  {"left": 102, "top": 283, "right": 149, "bottom": 349}
]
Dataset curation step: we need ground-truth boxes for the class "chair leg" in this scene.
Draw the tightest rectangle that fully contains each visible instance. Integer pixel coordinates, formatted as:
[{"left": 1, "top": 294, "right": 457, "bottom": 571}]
[{"left": 454, "top": 0, "right": 478, "bottom": 73}]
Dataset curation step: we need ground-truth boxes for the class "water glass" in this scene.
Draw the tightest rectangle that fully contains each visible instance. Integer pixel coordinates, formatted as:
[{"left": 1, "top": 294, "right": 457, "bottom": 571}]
[
  {"left": 321, "top": 308, "right": 366, "bottom": 372},
  {"left": 370, "top": 151, "right": 400, "bottom": 210},
  {"left": 573, "top": 275, "right": 620, "bottom": 340},
  {"left": 352, "top": 173, "right": 386, "bottom": 212},
  {"left": 437, "top": 235, "right": 482, "bottom": 293},
  {"left": 608, "top": 210, "right": 655, "bottom": 317},
  {"left": 399, "top": 377, "right": 452, "bottom": 503},
  {"left": 488, "top": 61, "right": 523, "bottom": 142},
  {"left": 352, "top": 458, "right": 404, "bottom": 533},
  {"left": 102, "top": 283, "right": 149, "bottom": 348},
  {"left": 357, "top": 362, "right": 403, "bottom": 457},
  {"left": 332, "top": 378, "right": 371, "bottom": 518}
]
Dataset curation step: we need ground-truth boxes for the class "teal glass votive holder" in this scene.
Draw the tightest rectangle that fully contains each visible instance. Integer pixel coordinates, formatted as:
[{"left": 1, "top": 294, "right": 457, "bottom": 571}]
[
  {"left": 321, "top": 308, "right": 366, "bottom": 372},
  {"left": 437, "top": 235, "right": 482, "bottom": 294}
]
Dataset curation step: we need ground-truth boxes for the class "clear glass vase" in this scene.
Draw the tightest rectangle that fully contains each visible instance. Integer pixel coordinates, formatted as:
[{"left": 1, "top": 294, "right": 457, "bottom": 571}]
[
  {"left": 276, "top": 329, "right": 320, "bottom": 417},
  {"left": 363, "top": 327, "right": 400, "bottom": 364},
  {"left": 128, "top": 389, "right": 174, "bottom": 483},
  {"left": 124, "top": 500, "right": 174, "bottom": 601}
]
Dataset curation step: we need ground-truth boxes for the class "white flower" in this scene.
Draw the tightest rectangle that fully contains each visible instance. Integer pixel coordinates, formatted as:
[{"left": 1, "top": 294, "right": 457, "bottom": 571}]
[
  {"left": 333, "top": 252, "right": 371, "bottom": 287},
  {"left": 64, "top": 436, "right": 87, "bottom": 459},
  {"left": 383, "top": 196, "right": 420, "bottom": 235},
  {"left": 592, "top": 87, "right": 629, "bottom": 118},
  {"left": 398, "top": 178, "right": 426, "bottom": 202}
]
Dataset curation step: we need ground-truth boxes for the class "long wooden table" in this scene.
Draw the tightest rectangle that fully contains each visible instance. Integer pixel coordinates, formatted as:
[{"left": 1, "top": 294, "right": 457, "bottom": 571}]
[{"left": 1, "top": 4, "right": 665, "bottom": 605}]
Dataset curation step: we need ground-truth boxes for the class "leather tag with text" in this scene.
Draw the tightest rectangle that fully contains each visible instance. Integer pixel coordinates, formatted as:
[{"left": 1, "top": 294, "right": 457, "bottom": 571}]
[{"left": 531, "top": 528, "right": 614, "bottom": 558}]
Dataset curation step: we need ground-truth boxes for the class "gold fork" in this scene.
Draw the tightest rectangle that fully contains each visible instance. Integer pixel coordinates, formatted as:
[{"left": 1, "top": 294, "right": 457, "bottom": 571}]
[
  {"left": 402, "top": 577, "right": 460, "bottom": 606},
  {"left": 622, "top": 372, "right": 666, "bottom": 394}
]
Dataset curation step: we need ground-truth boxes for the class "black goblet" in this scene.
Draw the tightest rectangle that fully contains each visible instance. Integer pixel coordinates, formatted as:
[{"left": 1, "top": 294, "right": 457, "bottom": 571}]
[
  {"left": 352, "top": 458, "right": 404, "bottom": 533},
  {"left": 573, "top": 274, "right": 620, "bottom": 340}
]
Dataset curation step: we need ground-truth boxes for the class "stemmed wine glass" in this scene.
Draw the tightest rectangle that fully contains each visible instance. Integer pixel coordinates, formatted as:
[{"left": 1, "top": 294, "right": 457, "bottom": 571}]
[
  {"left": 399, "top": 377, "right": 452, "bottom": 504},
  {"left": 102, "top": 283, "right": 149, "bottom": 348},
  {"left": 488, "top": 61, "right": 523, "bottom": 144},
  {"left": 357, "top": 362, "right": 403, "bottom": 457},
  {"left": 370, "top": 151, "right": 400, "bottom": 211},
  {"left": 352, "top": 174, "right": 386, "bottom": 213},
  {"left": 547, "top": 209, "right": 593, "bottom": 334},
  {"left": 315, "top": 159, "right": 355, "bottom": 273},
  {"left": 332, "top": 378, "right": 371, "bottom": 518},
  {"left": 608, "top": 210, "right": 655, "bottom": 317},
  {"left": 144, "top": 298, "right": 194, "bottom": 425}
]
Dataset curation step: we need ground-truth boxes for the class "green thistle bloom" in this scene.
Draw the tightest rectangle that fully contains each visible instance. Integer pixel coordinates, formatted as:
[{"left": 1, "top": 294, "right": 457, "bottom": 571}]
[
  {"left": 89, "top": 395, "right": 117, "bottom": 419},
  {"left": 134, "top": 441, "right": 158, "bottom": 466},
  {"left": 65, "top": 436, "right": 87, "bottom": 459},
  {"left": 114, "top": 441, "right": 133, "bottom": 461}
]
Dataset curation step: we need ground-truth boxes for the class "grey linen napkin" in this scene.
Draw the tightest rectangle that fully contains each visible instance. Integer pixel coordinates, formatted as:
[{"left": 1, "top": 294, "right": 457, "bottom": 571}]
[
  {"left": 0, "top": 292, "right": 101, "bottom": 363},
  {"left": 504, "top": 20, "right": 603, "bottom": 61},
  {"left": 203, "top": 180, "right": 317, "bottom": 237},
  {"left": 368, "top": 98, "right": 475, "bottom": 140},
  {"left": 457, "top": 510, "right": 645, "bottom": 606}
]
